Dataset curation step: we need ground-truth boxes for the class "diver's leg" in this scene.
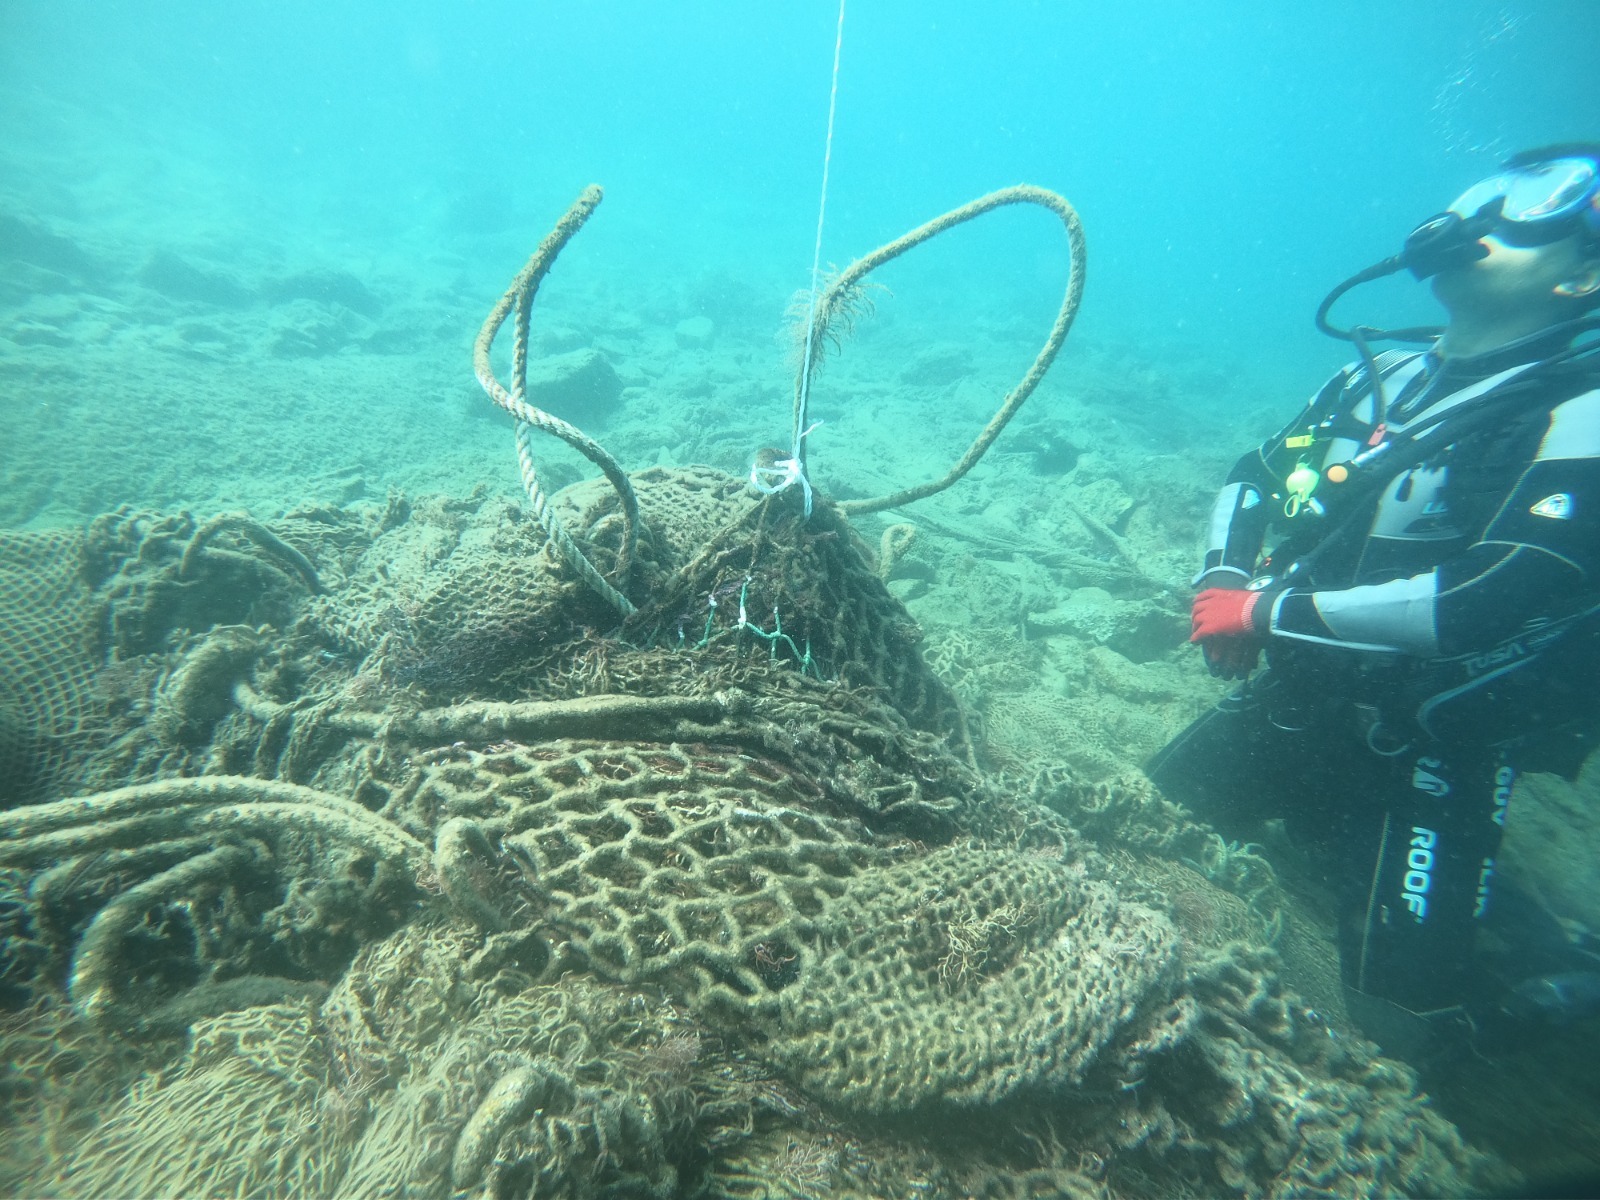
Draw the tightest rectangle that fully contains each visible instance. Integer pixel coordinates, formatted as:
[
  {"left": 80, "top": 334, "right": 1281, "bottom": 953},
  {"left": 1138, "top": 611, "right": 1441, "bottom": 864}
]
[
  {"left": 1338, "top": 743, "right": 1509, "bottom": 1048},
  {"left": 1146, "top": 672, "right": 1325, "bottom": 838}
]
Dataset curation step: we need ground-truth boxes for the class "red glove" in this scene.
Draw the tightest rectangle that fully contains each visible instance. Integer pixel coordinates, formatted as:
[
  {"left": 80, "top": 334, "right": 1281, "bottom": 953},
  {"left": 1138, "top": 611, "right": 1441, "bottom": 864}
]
[
  {"left": 1200, "top": 635, "right": 1261, "bottom": 680},
  {"left": 1189, "top": 587, "right": 1267, "bottom": 641},
  {"left": 1190, "top": 588, "right": 1272, "bottom": 680}
]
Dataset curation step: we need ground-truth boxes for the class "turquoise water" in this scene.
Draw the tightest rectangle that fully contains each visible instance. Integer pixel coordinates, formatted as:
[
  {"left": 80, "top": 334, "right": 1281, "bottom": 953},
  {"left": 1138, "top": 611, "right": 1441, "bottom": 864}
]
[{"left": 4, "top": 1, "right": 1595, "bottom": 524}]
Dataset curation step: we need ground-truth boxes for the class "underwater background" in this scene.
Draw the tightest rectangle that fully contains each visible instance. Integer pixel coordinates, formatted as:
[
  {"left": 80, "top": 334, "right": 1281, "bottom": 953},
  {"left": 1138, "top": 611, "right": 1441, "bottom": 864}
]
[
  {"left": 5, "top": 1, "right": 1600, "bottom": 1197},
  {"left": 5, "top": 0, "right": 1597, "bottom": 528}
]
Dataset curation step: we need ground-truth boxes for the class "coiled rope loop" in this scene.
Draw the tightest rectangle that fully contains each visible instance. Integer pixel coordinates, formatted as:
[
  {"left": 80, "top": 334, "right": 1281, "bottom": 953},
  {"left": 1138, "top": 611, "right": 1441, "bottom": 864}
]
[
  {"left": 796, "top": 184, "right": 1087, "bottom": 517},
  {"left": 474, "top": 185, "right": 641, "bottom": 617}
]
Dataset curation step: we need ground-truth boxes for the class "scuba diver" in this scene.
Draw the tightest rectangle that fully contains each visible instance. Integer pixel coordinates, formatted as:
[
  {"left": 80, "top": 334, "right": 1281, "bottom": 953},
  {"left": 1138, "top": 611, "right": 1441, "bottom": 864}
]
[{"left": 1148, "top": 144, "right": 1600, "bottom": 1056}]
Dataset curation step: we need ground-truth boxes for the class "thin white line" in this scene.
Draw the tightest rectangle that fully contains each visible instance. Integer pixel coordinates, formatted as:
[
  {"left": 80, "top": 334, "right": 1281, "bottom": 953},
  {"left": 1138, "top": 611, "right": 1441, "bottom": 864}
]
[
  {"left": 1355, "top": 811, "right": 1392, "bottom": 994},
  {"left": 794, "top": 0, "right": 846, "bottom": 462}
]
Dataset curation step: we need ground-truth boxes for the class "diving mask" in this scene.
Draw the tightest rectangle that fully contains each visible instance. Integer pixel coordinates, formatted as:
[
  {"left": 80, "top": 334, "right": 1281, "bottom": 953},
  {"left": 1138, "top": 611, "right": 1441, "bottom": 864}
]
[{"left": 1404, "top": 155, "right": 1600, "bottom": 279}]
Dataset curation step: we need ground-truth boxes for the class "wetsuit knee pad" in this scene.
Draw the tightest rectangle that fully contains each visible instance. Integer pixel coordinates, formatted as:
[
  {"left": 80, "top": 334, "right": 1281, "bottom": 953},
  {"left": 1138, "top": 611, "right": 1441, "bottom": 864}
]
[{"left": 1340, "top": 748, "right": 1511, "bottom": 1014}]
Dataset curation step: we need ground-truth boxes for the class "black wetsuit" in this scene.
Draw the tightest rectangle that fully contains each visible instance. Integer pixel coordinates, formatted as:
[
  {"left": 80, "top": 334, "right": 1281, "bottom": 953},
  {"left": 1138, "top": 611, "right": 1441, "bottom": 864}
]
[{"left": 1153, "top": 328, "right": 1600, "bottom": 1030}]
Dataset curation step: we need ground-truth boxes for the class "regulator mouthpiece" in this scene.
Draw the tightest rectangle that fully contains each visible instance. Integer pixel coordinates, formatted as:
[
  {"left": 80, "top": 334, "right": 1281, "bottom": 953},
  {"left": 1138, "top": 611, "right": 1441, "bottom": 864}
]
[{"left": 1400, "top": 197, "right": 1504, "bottom": 280}]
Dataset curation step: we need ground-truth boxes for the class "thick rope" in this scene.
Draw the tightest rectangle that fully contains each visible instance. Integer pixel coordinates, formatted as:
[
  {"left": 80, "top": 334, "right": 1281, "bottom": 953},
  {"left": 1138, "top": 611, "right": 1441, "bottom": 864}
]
[
  {"left": 69, "top": 843, "right": 255, "bottom": 1027},
  {"left": 0, "top": 776, "right": 429, "bottom": 871},
  {"left": 179, "top": 512, "right": 322, "bottom": 593},
  {"left": 474, "top": 186, "right": 641, "bottom": 617},
  {"left": 789, "top": 184, "right": 1086, "bottom": 516}
]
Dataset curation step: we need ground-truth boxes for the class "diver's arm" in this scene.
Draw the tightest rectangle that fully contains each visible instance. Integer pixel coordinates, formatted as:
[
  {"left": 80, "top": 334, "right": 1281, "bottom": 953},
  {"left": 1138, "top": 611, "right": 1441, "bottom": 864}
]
[
  {"left": 1264, "top": 390, "right": 1600, "bottom": 657},
  {"left": 1195, "top": 451, "right": 1282, "bottom": 587}
]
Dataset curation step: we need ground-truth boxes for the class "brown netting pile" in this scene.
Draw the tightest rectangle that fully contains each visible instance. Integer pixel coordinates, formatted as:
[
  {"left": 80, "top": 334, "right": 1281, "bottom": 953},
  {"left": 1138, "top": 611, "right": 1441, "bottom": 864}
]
[
  {"left": 0, "top": 188, "right": 1509, "bottom": 1199},
  {"left": 0, "top": 471, "right": 1504, "bottom": 1198}
]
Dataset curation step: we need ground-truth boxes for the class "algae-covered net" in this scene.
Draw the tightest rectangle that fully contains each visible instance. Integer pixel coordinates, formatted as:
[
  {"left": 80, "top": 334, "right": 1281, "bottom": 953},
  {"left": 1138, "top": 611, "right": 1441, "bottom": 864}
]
[{"left": 0, "top": 189, "right": 1503, "bottom": 1199}]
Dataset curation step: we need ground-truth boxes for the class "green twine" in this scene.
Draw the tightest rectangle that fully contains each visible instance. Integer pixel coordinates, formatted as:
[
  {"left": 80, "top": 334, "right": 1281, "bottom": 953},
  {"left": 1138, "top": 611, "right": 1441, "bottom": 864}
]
[{"left": 667, "top": 576, "right": 821, "bottom": 677}]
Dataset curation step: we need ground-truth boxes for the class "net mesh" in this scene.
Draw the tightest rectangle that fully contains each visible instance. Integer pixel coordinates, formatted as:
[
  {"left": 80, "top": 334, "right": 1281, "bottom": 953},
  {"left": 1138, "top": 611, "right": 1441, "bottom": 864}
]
[
  {"left": 0, "top": 529, "right": 100, "bottom": 804},
  {"left": 0, "top": 468, "right": 1502, "bottom": 1199}
]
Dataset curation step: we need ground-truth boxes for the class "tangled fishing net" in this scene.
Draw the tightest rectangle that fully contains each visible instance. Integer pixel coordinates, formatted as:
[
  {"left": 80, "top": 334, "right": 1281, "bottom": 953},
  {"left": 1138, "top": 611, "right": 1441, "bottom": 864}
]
[{"left": 0, "top": 187, "right": 1503, "bottom": 1198}]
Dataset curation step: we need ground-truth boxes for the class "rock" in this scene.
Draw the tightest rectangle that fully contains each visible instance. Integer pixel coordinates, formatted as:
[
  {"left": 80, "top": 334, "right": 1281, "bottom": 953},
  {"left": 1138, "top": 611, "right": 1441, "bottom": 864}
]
[
  {"left": 0, "top": 214, "right": 101, "bottom": 280},
  {"left": 139, "top": 250, "right": 254, "bottom": 308},
  {"left": 266, "top": 299, "right": 364, "bottom": 358},
  {"left": 1071, "top": 477, "right": 1136, "bottom": 532},
  {"left": 899, "top": 342, "right": 973, "bottom": 386},
  {"left": 536, "top": 323, "right": 588, "bottom": 353},
  {"left": 1026, "top": 586, "right": 1187, "bottom": 663},
  {"left": 526, "top": 348, "right": 624, "bottom": 425},
  {"left": 1030, "top": 433, "right": 1081, "bottom": 476},
  {"left": 614, "top": 362, "right": 649, "bottom": 388},
  {"left": 264, "top": 269, "right": 381, "bottom": 318},
  {"left": 674, "top": 316, "right": 715, "bottom": 350},
  {"left": 10, "top": 321, "right": 73, "bottom": 347},
  {"left": 1083, "top": 645, "right": 1180, "bottom": 703}
]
